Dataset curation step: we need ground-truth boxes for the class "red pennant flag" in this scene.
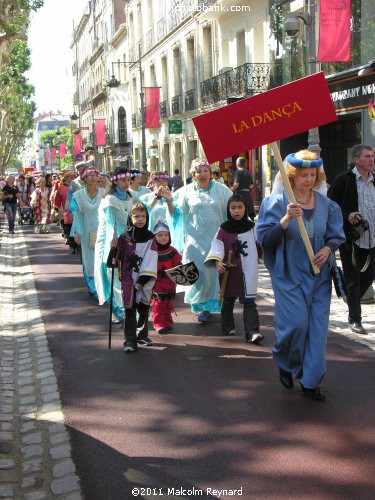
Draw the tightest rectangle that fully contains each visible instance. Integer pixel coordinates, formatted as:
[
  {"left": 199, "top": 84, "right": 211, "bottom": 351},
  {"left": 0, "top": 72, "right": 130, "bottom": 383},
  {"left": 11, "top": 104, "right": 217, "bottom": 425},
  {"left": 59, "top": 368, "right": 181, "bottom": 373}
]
[
  {"left": 45, "top": 151, "right": 50, "bottom": 163},
  {"left": 73, "top": 134, "right": 83, "bottom": 155},
  {"left": 318, "top": 0, "right": 351, "bottom": 62},
  {"left": 52, "top": 148, "right": 57, "bottom": 160},
  {"left": 145, "top": 87, "right": 160, "bottom": 128},
  {"left": 59, "top": 143, "right": 66, "bottom": 159},
  {"left": 95, "top": 119, "right": 106, "bottom": 146}
]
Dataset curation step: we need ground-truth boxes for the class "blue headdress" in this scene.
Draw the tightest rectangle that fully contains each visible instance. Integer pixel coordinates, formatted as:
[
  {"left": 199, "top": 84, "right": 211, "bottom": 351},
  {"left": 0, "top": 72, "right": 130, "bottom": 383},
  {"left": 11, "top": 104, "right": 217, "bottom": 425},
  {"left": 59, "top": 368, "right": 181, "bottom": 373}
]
[{"left": 286, "top": 153, "right": 323, "bottom": 168}]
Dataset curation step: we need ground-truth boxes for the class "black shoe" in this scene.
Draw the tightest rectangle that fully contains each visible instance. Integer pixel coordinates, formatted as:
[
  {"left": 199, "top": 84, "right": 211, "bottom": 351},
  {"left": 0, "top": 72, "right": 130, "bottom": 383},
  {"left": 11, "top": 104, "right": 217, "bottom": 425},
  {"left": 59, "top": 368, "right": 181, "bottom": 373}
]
[
  {"left": 124, "top": 344, "right": 137, "bottom": 353},
  {"left": 301, "top": 384, "right": 326, "bottom": 401},
  {"left": 223, "top": 329, "right": 236, "bottom": 336},
  {"left": 279, "top": 368, "right": 293, "bottom": 389},
  {"left": 349, "top": 322, "right": 367, "bottom": 335},
  {"left": 137, "top": 337, "right": 153, "bottom": 346},
  {"left": 157, "top": 328, "right": 167, "bottom": 334}
]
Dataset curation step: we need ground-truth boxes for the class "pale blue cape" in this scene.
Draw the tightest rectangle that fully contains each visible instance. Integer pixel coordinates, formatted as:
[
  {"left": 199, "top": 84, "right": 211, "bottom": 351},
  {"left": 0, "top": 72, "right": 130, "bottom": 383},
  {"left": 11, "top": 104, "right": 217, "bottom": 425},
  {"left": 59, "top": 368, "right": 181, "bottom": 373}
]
[
  {"left": 71, "top": 187, "right": 105, "bottom": 297},
  {"left": 94, "top": 191, "right": 134, "bottom": 320},
  {"left": 172, "top": 181, "right": 232, "bottom": 312}
]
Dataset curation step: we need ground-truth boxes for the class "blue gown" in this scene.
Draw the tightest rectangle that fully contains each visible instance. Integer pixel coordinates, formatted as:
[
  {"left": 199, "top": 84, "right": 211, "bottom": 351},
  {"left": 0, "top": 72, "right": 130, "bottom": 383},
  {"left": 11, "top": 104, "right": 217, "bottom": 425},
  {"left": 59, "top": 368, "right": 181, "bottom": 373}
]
[
  {"left": 71, "top": 188, "right": 105, "bottom": 297},
  {"left": 172, "top": 180, "right": 232, "bottom": 313},
  {"left": 94, "top": 190, "right": 134, "bottom": 320},
  {"left": 256, "top": 190, "right": 345, "bottom": 388}
]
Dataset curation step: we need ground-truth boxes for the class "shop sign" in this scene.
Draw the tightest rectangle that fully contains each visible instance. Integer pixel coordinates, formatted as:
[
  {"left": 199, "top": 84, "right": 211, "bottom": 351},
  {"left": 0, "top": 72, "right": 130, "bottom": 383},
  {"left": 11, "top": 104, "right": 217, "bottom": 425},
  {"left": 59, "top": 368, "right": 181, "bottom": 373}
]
[
  {"left": 168, "top": 120, "right": 182, "bottom": 134},
  {"left": 328, "top": 72, "right": 375, "bottom": 112}
]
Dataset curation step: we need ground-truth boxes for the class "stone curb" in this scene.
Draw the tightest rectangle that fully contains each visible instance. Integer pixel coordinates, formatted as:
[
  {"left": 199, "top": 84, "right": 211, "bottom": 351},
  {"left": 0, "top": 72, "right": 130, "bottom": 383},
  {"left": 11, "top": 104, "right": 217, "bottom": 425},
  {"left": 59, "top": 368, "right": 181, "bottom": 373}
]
[{"left": 0, "top": 227, "right": 83, "bottom": 499}]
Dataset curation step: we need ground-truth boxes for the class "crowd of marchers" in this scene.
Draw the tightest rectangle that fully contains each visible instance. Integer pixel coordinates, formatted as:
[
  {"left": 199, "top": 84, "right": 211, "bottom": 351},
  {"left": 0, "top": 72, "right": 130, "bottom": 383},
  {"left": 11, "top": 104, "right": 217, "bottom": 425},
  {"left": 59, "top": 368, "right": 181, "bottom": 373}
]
[{"left": 1, "top": 144, "right": 374, "bottom": 402}]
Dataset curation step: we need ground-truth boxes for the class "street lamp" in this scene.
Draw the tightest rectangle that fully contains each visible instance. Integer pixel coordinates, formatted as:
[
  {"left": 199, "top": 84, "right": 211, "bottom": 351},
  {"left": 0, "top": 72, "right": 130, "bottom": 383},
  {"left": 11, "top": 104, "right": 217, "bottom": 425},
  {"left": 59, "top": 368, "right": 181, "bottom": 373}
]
[{"left": 107, "top": 45, "right": 147, "bottom": 171}]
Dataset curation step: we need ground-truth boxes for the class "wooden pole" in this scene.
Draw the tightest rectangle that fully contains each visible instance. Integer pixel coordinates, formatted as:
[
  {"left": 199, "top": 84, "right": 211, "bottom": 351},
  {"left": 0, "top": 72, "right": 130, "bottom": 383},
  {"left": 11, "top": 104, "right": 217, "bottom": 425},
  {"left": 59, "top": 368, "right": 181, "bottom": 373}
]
[
  {"left": 270, "top": 141, "right": 320, "bottom": 274},
  {"left": 219, "top": 250, "right": 236, "bottom": 306}
]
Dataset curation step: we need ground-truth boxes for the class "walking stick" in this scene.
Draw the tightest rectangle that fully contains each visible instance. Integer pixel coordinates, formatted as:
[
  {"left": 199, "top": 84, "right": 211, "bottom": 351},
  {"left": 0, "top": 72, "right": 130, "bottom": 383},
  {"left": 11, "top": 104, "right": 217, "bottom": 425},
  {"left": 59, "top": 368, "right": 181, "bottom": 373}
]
[
  {"left": 219, "top": 250, "right": 237, "bottom": 306},
  {"left": 107, "top": 247, "right": 117, "bottom": 349}
]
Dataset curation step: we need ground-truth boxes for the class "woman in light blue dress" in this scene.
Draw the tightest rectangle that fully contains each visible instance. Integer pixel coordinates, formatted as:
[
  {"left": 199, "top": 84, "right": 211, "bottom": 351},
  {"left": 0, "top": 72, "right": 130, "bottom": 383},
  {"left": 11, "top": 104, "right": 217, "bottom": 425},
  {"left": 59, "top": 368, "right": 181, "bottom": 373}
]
[
  {"left": 172, "top": 159, "right": 232, "bottom": 323},
  {"left": 71, "top": 168, "right": 105, "bottom": 297},
  {"left": 256, "top": 150, "right": 345, "bottom": 401},
  {"left": 94, "top": 167, "right": 134, "bottom": 322}
]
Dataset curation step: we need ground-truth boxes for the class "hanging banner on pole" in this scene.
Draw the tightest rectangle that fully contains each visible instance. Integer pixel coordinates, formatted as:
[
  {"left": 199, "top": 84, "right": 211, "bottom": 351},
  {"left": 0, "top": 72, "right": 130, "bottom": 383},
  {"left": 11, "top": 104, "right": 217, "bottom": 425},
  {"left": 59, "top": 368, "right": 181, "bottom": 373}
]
[
  {"left": 73, "top": 134, "right": 83, "bottom": 155},
  {"left": 44, "top": 151, "right": 50, "bottom": 164},
  {"left": 318, "top": 0, "right": 351, "bottom": 62},
  {"left": 145, "top": 87, "right": 160, "bottom": 128},
  {"left": 52, "top": 148, "right": 57, "bottom": 161},
  {"left": 95, "top": 119, "right": 106, "bottom": 146},
  {"left": 59, "top": 143, "right": 66, "bottom": 159},
  {"left": 192, "top": 72, "right": 337, "bottom": 164}
]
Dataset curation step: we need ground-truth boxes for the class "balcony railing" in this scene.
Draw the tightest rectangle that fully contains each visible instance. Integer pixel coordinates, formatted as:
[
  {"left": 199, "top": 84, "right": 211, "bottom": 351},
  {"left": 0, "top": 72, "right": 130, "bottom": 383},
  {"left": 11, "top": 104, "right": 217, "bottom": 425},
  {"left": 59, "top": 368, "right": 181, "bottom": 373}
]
[
  {"left": 168, "top": 8, "right": 180, "bottom": 30},
  {"left": 184, "top": 89, "right": 196, "bottom": 112},
  {"left": 157, "top": 18, "right": 166, "bottom": 41},
  {"left": 200, "top": 63, "right": 280, "bottom": 106},
  {"left": 159, "top": 100, "right": 169, "bottom": 119},
  {"left": 146, "top": 29, "right": 154, "bottom": 51},
  {"left": 132, "top": 113, "right": 142, "bottom": 128},
  {"left": 171, "top": 95, "right": 182, "bottom": 115},
  {"left": 128, "top": 46, "right": 135, "bottom": 63}
]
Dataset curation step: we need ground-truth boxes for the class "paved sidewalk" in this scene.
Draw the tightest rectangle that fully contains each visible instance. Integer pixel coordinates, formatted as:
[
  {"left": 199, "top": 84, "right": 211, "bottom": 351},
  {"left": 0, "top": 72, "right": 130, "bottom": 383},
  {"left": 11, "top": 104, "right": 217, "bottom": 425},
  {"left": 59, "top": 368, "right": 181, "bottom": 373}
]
[
  {"left": 257, "top": 259, "right": 375, "bottom": 351},
  {"left": 0, "top": 228, "right": 82, "bottom": 499}
]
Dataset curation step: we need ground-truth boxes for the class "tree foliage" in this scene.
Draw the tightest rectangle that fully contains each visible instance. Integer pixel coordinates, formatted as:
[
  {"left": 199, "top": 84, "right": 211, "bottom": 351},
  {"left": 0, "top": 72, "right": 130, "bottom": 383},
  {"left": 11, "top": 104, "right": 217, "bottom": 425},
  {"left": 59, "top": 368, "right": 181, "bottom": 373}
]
[
  {"left": 0, "top": 1, "right": 44, "bottom": 174},
  {"left": 39, "top": 127, "right": 74, "bottom": 169}
]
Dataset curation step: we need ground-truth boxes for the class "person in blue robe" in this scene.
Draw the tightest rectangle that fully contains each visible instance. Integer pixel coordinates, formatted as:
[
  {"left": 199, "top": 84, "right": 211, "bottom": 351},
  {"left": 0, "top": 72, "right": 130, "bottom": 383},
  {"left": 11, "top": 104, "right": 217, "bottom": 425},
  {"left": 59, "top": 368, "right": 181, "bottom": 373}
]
[
  {"left": 256, "top": 150, "right": 345, "bottom": 401},
  {"left": 71, "top": 167, "right": 105, "bottom": 298},
  {"left": 94, "top": 167, "right": 134, "bottom": 322},
  {"left": 172, "top": 159, "right": 232, "bottom": 323}
]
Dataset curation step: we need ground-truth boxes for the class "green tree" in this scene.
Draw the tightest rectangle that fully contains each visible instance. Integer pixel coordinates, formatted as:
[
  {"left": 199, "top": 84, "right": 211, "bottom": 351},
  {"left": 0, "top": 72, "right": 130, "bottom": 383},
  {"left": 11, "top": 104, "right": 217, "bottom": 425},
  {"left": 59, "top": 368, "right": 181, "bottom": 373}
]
[
  {"left": 39, "top": 126, "right": 74, "bottom": 169},
  {"left": 0, "top": 1, "right": 44, "bottom": 174},
  {"left": 0, "top": 40, "right": 36, "bottom": 174}
]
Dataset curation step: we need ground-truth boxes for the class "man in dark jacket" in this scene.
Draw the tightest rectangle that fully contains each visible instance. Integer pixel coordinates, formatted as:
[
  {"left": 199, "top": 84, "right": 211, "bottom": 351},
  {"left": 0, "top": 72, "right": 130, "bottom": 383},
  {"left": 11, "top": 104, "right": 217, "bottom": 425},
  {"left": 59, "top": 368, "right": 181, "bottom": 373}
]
[{"left": 328, "top": 144, "right": 375, "bottom": 334}]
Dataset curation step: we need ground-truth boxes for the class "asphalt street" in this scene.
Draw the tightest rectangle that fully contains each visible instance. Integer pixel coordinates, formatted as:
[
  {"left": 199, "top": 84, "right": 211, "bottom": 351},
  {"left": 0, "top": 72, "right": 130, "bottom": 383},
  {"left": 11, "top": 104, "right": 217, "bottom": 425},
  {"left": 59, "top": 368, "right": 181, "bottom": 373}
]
[{"left": 6, "top": 221, "right": 375, "bottom": 499}]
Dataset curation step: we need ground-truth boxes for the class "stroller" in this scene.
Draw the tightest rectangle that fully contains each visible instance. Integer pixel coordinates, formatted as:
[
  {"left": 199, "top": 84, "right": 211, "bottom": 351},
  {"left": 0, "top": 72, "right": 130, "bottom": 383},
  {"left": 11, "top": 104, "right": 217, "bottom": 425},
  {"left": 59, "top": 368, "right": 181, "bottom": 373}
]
[{"left": 18, "top": 205, "right": 35, "bottom": 225}]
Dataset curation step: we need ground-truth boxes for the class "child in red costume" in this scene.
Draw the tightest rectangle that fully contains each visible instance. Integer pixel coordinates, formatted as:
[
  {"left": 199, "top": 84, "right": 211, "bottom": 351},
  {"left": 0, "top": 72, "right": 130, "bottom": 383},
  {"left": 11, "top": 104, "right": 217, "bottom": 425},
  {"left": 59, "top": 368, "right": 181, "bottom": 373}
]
[{"left": 151, "top": 221, "right": 182, "bottom": 334}]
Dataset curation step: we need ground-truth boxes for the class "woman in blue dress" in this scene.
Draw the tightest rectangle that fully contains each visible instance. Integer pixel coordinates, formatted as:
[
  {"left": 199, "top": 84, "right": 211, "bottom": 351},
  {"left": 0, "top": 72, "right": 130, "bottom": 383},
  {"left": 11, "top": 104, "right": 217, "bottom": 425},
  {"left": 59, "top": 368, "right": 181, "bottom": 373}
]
[
  {"left": 94, "top": 167, "right": 134, "bottom": 322},
  {"left": 257, "top": 150, "right": 345, "bottom": 401},
  {"left": 172, "top": 159, "right": 232, "bottom": 323},
  {"left": 71, "top": 167, "right": 105, "bottom": 297}
]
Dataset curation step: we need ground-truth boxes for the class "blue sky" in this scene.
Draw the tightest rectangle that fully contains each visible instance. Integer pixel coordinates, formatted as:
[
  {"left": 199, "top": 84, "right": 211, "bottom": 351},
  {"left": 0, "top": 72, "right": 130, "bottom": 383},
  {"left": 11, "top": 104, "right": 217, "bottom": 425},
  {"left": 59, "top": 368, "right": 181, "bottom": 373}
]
[{"left": 27, "top": 0, "right": 87, "bottom": 116}]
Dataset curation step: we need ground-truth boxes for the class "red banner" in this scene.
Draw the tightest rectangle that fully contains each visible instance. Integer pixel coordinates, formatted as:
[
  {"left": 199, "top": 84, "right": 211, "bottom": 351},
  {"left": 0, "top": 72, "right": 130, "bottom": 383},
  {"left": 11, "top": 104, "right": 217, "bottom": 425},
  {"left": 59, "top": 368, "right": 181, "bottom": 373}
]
[
  {"left": 45, "top": 151, "right": 50, "bottom": 164},
  {"left": 52, "top": 148, "right": 57, "bottom": 160},
  {"left": 192, "top": 72, "right": 337, "bottom": 164},
  {"left": 95, "top": 119, "right": 106, "bottom": 146},
  {"left": 145, "top": 87, "right": 160, "bottom": 128},
  {"left": 59, "top": 143, "right": 66, "bottom": 159},
  {"left": 73, "top": 134, "right": 83, "bottom": 155},
  {"left": 318, "top": 0, "right": 351, "bottom": 62}
]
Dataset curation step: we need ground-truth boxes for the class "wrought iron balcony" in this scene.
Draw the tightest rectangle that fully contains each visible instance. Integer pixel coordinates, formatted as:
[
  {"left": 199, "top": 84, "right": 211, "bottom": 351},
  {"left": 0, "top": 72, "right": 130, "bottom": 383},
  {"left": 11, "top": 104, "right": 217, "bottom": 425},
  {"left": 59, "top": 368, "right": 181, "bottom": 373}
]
[
  {"left": 146, "top": 29, "right": 154, "bottom": 51},
  {"left": 128, "top": 46, "right": 135, "bottom": 63},
  {"left": 157, "top": 18, "right": 166, "bottom": 41},
  {"left": 171, "top": 95, "right": 182, "bottom": 115},
  {"left": 159, "top": 100, "right": 169, "bottom": 119},
  {"left": 200, "top": 63, "right": 280, "bottom": 106},
  {"left": 184, "top": 89, "right": 196, "bottom": 112},
  {"left": 168, "top": 8, "right": 180, "bottom": 30}
]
